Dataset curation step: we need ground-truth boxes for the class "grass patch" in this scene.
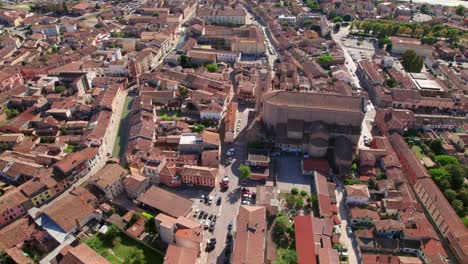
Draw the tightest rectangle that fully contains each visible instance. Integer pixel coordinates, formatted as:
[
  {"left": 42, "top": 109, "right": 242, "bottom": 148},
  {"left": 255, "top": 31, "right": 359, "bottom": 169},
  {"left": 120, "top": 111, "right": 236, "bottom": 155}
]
[
  {"left": 112, "top": 95, "right": 134, "bottom": 157},
  {"left": 85, "top": 232, "right": 163, "bottom": 264},
  {"left": 11, "top": 4, "right": 32, "bottom": 11},
  {"left": 411, "top": 145, "right": 425, "bottom": 159}
]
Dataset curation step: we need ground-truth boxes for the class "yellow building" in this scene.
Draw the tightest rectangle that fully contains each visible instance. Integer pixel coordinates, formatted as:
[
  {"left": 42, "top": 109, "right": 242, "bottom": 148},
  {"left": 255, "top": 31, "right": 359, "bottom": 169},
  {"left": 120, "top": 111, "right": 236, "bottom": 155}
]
[{"left": 20, "top": 178, "right": 54, "bottom": 206}]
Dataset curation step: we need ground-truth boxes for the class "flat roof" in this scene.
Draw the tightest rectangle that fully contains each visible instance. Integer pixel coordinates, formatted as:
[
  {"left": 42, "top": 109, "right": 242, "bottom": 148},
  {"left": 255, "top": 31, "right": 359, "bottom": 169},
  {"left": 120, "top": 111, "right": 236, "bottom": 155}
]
[{"left": 413, "top": 79, "right": 444, "bottom": 92}]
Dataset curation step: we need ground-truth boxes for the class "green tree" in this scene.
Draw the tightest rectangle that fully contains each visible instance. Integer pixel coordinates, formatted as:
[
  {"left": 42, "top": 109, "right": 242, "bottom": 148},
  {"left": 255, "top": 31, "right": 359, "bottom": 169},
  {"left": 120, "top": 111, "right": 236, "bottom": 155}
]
[
  {"left": 3, "top": 107, "right": 20, "bottom": 119},
  {"left": 429, "top": 167, "right": 449, "bottom": 182},
  {"left": 272, "top": 215, "right": 291, "bottom": 243},
  {"left": 421, "top": 36, "right": 437, "bottom": 45},
  {"left": 456, "top": 5, "right": 465, "bottom": 16},
  {"left": 445, "top": 164, "right": 467, "bottom": 191},
  {"left": 124, "top": 248, "right": 145, "bottom": 264},
  {"left": 300, "top": 190, "right": 308, "bottom": 197},
  {"left": 457, "top": 188, "right": 468, "bottom": 205},
  {"left": 102, "top": 225, "right": 121, "bottom": 244},
  {"left": 463, "top": 216, "right": 468, "bottom": 228},
  {"left": 334, "top": 23, "right": 341, "bottom": 32},
  {"left": 291, "top": 187, "right": 299, "bottom": 195},
  {"left": 62, "top": 1, "right": 70, "bottom": 14},
  {"left": 344, "top": 178, "right": 362, "bottom": 185},
  {"left": 451, "top": 199, "right": 464, "bottom": 216},
  {"left": 420, "top": 4, "right": 431, "bottom": 14},
  {"left": 179, "top": 87, "right": 188, "bottom": 99},
  {"left": 444, "top": 189, "right": 457, "bottom": 201},
  {"left": 239, "top": 164, "right": 251, "bottom": 179},
  {"left": 318, "top": 54, "right": 333, "bottom": 64},
  {"left": 145, "top": 216, "right": 157, "bottom": 234},
  {"left": 275, "top": 248, "right": 297, "bottom": 264},
  {"left": 108, "top": 42, "right": 116, "bottom": 48},
  {"left": 343, "top": 14, "right": 352, "bottom": 22},
  {"left": 294, "top": 196, "right": 304, "bottom": 209},
  {"left": 50, "top": 45, "right": 59, "bottom": 53},
  {"left": 206, "top": 63, "right": 218, "bottom": 72},
  {"left": 153, "top": 12, "right": 159, "bottom": 17},
  {"left": 332, "top": 17, "right": 343, "bottom": 23},
  {"left": 179, "top": 55, "right": 193, "bottom": 68},
  {"left": 384, "top": 78, "right": 397, "bottom": 88},
  {"left": 434, "top": 155, "right": 459, "bottom": 166},
  {"left": 401, "top": 50, "right": 424, "bottom": 73},
  {"left": 55, "top": 85, "right": 66, "bottom": 93}
]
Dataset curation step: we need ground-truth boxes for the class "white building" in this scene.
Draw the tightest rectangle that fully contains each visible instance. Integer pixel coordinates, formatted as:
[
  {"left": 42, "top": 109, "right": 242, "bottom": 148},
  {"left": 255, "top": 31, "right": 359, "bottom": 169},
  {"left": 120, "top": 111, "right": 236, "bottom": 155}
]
[
  {"left": 278, "top": 15, "right": 297, "bottom": 25},
  {"left": 345, "top": 184, "right": 370, "bottom": 205}
]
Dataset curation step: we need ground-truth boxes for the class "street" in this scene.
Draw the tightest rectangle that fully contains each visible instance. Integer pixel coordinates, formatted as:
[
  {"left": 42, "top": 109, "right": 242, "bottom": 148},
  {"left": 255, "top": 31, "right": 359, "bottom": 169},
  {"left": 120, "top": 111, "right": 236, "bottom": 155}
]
[{"left": 335, "top": 182, "right": 361, "bottom": 264}]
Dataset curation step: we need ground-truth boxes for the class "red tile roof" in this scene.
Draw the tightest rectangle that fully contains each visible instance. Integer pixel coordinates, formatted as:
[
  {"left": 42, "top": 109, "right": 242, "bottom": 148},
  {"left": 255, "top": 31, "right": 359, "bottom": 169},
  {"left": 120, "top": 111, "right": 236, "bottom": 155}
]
[
  {"left": 294, "top": 215, "right": 317, "bottom": 264},
  {"left": 60, "top": 243, "right": 110, "bottom": 264},
  {"left": 163, "top": 244, "right": 198, "bottom": 264},
  {"left": 232, "top": 205, "right": 266, "bottom": 264}
]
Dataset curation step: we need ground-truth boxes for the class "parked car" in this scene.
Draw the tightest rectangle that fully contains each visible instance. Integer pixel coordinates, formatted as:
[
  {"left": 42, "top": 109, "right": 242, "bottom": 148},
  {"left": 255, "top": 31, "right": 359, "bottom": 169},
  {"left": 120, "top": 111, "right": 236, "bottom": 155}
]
[
  {"left": 217, "top": 197, "right": 222, "bottom": 206},
  {"left": 347, "top": 226, "right": 353, "bottom": 236},
  {"left": 193, "top": 209, "right": 199, "bottom": 217},
  {"left": 209, "top": 221, "right": 215, "bottom": 232},
  {"left": 208, "top": 196, "right": 214, "bottom": 205},
  {"left": 204, "top": 220, "right": 210, "bottom": 229},
  {"left": 200, "top": 195, "right": 205, "bottom": 202}
]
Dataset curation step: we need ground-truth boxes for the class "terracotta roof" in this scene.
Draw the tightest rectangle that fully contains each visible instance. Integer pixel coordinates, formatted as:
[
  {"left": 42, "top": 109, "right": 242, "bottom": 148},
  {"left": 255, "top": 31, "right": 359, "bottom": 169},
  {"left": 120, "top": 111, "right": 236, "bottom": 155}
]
[
  {"left": 175, "top": 226, "right": 203, "bottom": 243},
  {"left": 163, "top": 244, "right": 198, "bottom": 264},
  {"left": 91, "top": 163, "right": 127, "bottom": 189},
  {"left": 72, "top": 2, "right": 92, "bottom": 10},
  {"left": 181, "top": 165, "right": 218, "bottom": 180},
  {"left": 0, "top": 217, "right": 37, "bottom": 250},
  {"left": 137, "top": 186, "right": 193, "bottom": 217},
  {"left": 201, "top": 130, "right": 219, "bottom": 146},
  {"left": 43, "top": 187, "right": 96, "bottom": 232},
  {"left": 0, "top": 188, "right": 28, "bottom": 215},
  {"left": 60, "top": 243, "right": 110, "bottom": 264},
  {"left": 374, "top": 219, "right": 404, "bottom": 231},
  {"left": 350, "top": 208, "right": 380, "bottom": 221},
  {"left": 53, "top": 147, "right": 98, "bottom": 175},
  {"left": 345, "top": 184, "right": 370, "bottom": 199},
  {"left": 294, "top": 215, "right": 317, "bottom": 264},
  {"left": 302, "top": 158, "right": 330, "bottom": 174},
  {"left": 232, "top": 205, "right": 266, "bottom": 264}
]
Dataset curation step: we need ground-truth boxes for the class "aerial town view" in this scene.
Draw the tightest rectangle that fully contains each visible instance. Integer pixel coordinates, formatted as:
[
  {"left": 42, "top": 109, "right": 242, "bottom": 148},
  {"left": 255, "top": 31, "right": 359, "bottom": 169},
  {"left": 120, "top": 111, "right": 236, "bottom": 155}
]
[{"left": 0, "top": 0, "right": 467, "bottom": 263}]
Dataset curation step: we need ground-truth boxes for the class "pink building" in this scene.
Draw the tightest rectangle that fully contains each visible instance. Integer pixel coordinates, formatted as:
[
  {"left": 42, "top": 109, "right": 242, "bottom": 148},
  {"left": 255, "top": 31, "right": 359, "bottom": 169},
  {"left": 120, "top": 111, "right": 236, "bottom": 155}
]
[{"left": 0, "top": 188, "right": 31, "bottom": 226}]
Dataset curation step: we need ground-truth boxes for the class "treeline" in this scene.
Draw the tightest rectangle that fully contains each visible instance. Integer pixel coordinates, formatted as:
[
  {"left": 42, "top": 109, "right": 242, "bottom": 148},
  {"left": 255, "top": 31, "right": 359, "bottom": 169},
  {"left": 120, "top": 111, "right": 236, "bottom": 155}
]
[{"left": 351, "top": 19, "right": 465, "bottom": 45}]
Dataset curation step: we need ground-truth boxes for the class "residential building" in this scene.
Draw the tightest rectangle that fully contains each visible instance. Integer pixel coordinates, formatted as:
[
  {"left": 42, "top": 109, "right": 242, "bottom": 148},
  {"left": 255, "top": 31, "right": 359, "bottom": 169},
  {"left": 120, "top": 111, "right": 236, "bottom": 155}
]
[
  {"left": 123, "top": 174, "right": 149, "bottom": 199},
  {"left": 0, "top": 188, "right": 31, "bottom": 227},
  {"left": 180, "top": 165, "right": 218, "bottom": 187},
  {"left": 350, "top": 208, "right": 380, "bottom": 226},
  {"left": 31, "top": 24, "right": 60, "bottom": 38},
  {"left": 231, "top": 205, "right": 266, "bottom": 264},
  {"left": 345, "top": 185, "right": 371, "bottom": 206},
  {"left": 59, "top": 243, "right": 110, "bottom": 264},
  {"left": 89, "top": 163, "right": 128, "bottom": 200}
]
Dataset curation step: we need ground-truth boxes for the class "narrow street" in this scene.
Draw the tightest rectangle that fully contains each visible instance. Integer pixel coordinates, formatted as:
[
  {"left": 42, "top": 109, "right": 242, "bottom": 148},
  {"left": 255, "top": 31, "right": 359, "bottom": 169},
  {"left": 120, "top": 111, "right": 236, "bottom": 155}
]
[
  {"left": 335, "top": 182, "right": 361, "bottom": 264},
  {"left": 331, "top": 26, "right": 362, "bottom": 90}
]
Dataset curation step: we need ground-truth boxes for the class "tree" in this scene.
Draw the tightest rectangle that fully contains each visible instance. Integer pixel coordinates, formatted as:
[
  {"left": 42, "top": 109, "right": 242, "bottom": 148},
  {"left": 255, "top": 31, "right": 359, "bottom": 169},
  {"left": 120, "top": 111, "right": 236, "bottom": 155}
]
[
  {"left": 429, "top": 167, "right": 449, "bottom": 182},
  {"left": 444, "top": 189, "right": 457, "bottom": 202},
  {"left": 300, "top": 190, "right": 308, "bottom": 197},
  {"left": 332, "top": 17, "right": 343, "bottom": 23},
  {"left": 179, "top": 87, "right": 188, "bottom": 99},
  {"left": 124, "top": 248, "right": 145, "bottom": 264},
  {"left": 385, "top": 42, "right": 393, "bottom": 52},
  {"left": 401, "top": 50, "right": 424, "bottom": 73},
  {"left": 420, "top": 4, "right": 431, "bottom": 14},
  {"left": 153, "top": 12, "right": 159, "bottom": 17},
  {"left": 102, "top": 225, "right": 121, "bottom": 244},
  {"left": 334, "top": 23, "right": 341, "bottom": 32},
  {"left": 445, "top": 164, "right": 466, "bottom": 191},
  {"left": 206, "top": 63, "right": 218, "bottom": 72},
  {"left": 272, "top": 215, "right": 291, "bottom": 242},
  {"left": 456, "top": 5, "right": 465, "bottom": 16},
  {"left": 62, "top": 1, "right": 70, "bottom": 14},
  {"left": 463, "top": 216, "right": 468, "bottom": 228},
  {"left": 421, "top": 36, "right": 437, "bottom": 45},
  {"left": 239, "top": 164, "right": 251, "bottom": 179},
  {"left": 451, "top": 199, "right": 464, "bottom": 216},
  {"left": 384, "top": 78, "right": 397, "bottom": 88},
  {"left": 55, "top": 85, "right": 66, "bottom": 93},
  {"left": 350, "top": 163, "right": 357, "bottom": 174},
  {"left": 50, "top": 44, "right": 59, "bottom": 53},
  {"left": 291, "top": 187, "right": 299, "bottom": 195},
  {"left": 294, "top": 197, "right": 304, "bottom": 209},
  {"left": 3, "top": 107, "right": 20, "bottom": 119},
  {"left": 275, "top": 248, "right": 297, "bottom": 264},
  {"left": 343, "top": 14, "right": 352, "bottom": 22},
  {"left": 435, "top": 155, "right": 459, "bottom": 166},
  {"left": 429, "top": 139, "right": 444, "bottom": 155},
  {"left": 179, "top": 55, "right": 193, "bottom": 68},
  {"left": 318, "top": 54, "right": 333, "bottom": 64},
  {"left": 344, "top": 178, "right": 362, "bottom": 185},
  {"left": 0, "top": 251, "right": 13, "bottom": 264},
  {"left": 145, "top": 216, "right": 157, "bottom": 234}
]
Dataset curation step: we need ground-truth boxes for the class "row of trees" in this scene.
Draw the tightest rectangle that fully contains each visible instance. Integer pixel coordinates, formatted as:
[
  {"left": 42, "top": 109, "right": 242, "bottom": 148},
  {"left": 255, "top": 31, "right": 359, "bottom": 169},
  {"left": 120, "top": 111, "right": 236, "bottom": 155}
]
[{"left": 350, "top": 19, "right": 464, "bottom": 44}]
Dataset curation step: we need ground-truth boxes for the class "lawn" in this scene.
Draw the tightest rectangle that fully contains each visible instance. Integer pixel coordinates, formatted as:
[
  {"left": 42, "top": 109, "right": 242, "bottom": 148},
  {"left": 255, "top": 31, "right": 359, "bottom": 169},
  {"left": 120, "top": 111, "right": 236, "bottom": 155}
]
[
  {"left": 112, "top": 95, "right": 134, "bottom": 157},
  {"left": 85, "top": 232, "right": 163, "bottom": 264},
  {"left": 411, "top": 145, "right": 425, "bottom": 159}
]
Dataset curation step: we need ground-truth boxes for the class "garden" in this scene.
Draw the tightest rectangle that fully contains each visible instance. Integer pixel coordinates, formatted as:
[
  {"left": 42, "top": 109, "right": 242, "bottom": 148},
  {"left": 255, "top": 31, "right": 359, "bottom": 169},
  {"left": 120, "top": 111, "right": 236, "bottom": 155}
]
[{"left": 84, "top": 225, "right": 163, "bottom": 264}]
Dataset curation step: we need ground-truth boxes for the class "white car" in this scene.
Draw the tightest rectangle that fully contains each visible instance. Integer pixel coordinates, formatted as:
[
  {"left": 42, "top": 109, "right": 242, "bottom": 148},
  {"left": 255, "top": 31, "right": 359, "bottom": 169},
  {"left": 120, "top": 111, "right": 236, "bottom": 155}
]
[
  {"left": 204, "top": 220, "right": 210, "bottom": 229},
  {"left": 208, "top": 196, "right": 214, "bottom": 205},
  {"left": 241, "top": 200, "right": 250, "bottom": 205},
  {"left": 193, "top": 209, "right": 199, "bottom": 217}
]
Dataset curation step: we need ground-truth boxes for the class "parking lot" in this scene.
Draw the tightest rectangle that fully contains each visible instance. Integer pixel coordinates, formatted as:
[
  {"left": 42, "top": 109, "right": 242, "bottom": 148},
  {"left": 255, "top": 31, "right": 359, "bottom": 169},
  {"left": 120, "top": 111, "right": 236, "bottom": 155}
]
[
  {"left": 341, "top": 37, "right": 376, "bottom": 62},
  {"left": 276, "top": 154, "right": 314, "bottom": 193}
]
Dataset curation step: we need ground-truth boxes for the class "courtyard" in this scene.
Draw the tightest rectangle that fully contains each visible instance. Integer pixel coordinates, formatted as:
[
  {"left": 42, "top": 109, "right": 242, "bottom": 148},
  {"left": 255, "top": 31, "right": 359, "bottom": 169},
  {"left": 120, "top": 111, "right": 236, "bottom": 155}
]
[{"left": 276, "top": 154, "right": 314, "bottom": 193}]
